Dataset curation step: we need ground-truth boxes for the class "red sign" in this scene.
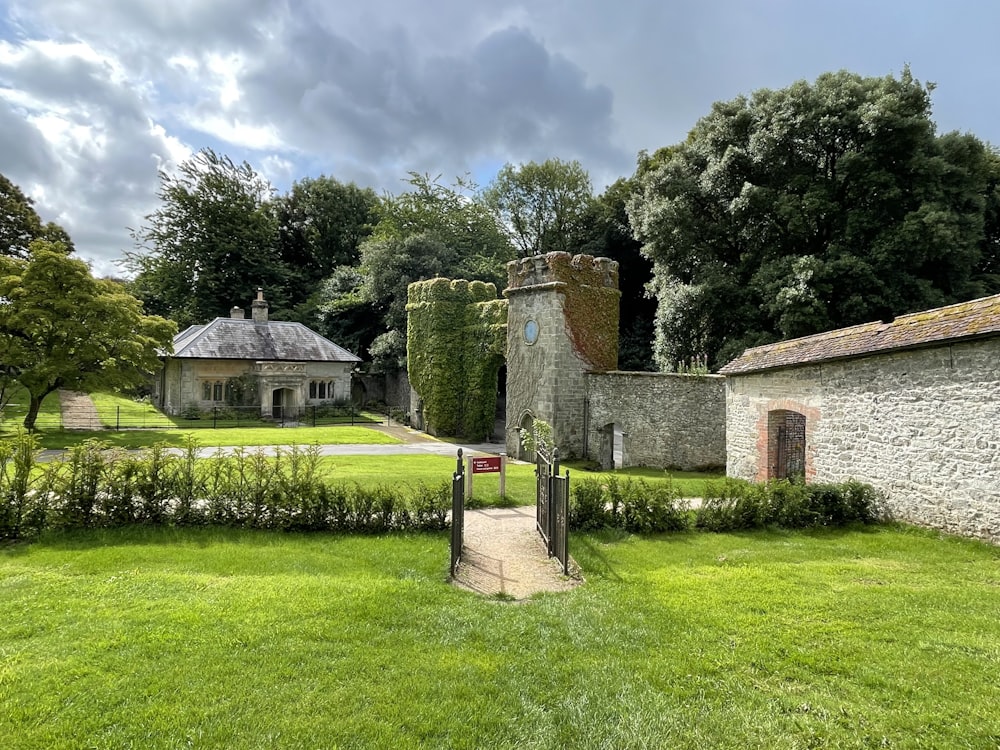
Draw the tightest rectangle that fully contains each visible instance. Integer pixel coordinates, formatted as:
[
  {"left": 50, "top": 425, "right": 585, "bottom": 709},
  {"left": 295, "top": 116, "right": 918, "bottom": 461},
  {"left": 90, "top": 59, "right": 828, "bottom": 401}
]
[{"left": 471, "top": 456, "right": 502, "bottom": 474}]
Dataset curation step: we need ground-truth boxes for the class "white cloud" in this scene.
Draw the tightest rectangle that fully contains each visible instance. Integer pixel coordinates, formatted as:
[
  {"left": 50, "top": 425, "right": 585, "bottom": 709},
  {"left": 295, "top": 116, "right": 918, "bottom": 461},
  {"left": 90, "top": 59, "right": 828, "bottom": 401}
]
[{"left": 1, "top": 0, "right": 999, "bottom": 276}]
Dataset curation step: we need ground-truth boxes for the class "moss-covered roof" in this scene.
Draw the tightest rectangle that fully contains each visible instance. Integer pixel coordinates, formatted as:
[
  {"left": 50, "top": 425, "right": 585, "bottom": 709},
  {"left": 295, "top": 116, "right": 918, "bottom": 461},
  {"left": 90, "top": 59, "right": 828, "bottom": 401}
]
[{"left": 720, "top": 293, "right": 1000, "bottom": 375}]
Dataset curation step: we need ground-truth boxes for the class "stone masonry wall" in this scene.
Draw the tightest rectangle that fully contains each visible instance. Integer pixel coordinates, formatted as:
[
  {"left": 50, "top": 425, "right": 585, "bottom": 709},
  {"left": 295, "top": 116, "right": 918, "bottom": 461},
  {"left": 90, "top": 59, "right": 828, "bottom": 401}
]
[
  {"left": 727, "top": 338, "right": 1000, "bottom": 543},
  {"left": 504, "top": 253, "right": 619, "bottom": 459},
  {"left": 586, "top": 372, "right": 726, "bottom": 470}
]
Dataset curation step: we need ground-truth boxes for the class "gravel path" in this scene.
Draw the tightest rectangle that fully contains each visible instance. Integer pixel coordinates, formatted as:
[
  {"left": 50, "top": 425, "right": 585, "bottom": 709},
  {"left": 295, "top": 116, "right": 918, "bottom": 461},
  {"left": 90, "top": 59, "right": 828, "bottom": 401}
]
[{"left": 452, "top": 506, "right": 582, "bottom": 600}]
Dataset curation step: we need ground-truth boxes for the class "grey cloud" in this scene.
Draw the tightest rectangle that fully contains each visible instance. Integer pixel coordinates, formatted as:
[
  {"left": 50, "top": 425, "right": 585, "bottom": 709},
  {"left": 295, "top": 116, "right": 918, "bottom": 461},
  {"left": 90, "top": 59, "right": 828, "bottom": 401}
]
[{"left": 239, "top": 20, "right": 628, "bottom": 177}]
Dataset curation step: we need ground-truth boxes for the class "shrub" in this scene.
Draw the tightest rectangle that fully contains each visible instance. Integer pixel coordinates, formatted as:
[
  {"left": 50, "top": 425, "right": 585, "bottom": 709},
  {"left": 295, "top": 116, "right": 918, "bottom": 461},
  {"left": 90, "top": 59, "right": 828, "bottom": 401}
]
[
  {"left": 570, "top": 478, "right": 608, "bottom": 530},
  {"left": 50, "top": 441, "right": 108, "bottom": 529},
  {"left": 696, "top": 478, "right": 766, "bottom": 532},
  {"left": 0, "top": 430, "right": 46, "bottom": 538},
  {"left": 412, "top": 481, "right": 449, "bottom": 531}
]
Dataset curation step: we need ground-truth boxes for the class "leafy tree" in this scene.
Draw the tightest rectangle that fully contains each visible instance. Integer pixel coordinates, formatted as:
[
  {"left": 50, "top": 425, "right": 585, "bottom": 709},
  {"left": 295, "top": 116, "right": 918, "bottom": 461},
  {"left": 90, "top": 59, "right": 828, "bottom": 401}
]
[
  {"left": 484, "top": 159, "right": 594, "bottom": 257},
  {"left": 576, "top": 178, "right": 656, "bottom": 370},
  {"left": 342, "top": 173, "right": 513, "bottom": 370},
  {"left": 629, "top": 69, "right": 1000, "bottom": 370},
  {"left": 271, "top": 176, "right": 379, "bottom": 320},
  {"left": 0, "top": 242, "right": 176, "bottom": 430},
  {"left": 126, "top": 149, "right": 282, "bottom": 328},
  {"left": 1, "top": 173, "right": 74, "bottom": 259}
]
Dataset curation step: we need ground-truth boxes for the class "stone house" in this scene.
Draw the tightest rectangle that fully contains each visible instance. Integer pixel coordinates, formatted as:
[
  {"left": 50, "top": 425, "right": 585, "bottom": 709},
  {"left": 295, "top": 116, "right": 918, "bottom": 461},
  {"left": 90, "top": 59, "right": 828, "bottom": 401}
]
[
  {"left": 153, "top": 290, "right": 361, "bottom": 418},
  {"left": 721, "top": 293, "right": 1000, "bottom": 543}
]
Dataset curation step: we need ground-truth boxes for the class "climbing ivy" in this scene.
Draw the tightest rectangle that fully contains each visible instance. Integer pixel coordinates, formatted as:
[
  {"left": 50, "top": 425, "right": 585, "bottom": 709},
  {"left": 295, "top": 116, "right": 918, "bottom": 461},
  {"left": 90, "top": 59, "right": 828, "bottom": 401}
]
[
  {"left": 406, "top": 279, "right": 507, "bottom": 439},
  {"left": 547, "top": 253, "right": 620, "bottom": 370}
]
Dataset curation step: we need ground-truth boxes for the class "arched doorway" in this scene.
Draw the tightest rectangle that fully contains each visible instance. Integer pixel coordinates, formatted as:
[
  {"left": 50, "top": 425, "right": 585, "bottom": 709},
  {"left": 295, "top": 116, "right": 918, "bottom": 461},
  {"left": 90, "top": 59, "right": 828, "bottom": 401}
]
[
  {"left": 271, "top": 387, "right": 296, "bottom": 421},
  {"left": 517, "top": 412, "right": 535, "bottom": 463},
  {"left": 768, "top": 409, "right": 806, "bottom": 480}
]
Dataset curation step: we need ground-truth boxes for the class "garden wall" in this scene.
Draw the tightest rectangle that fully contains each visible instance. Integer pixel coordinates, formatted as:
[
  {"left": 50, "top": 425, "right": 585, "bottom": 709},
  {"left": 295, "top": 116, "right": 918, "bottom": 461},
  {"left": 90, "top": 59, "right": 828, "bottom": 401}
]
[
  {"left": 585, "top": 372, "right": 726, "bottom": 470},
  {"left": 726, "top": 338, "right": 1000, "bottom": 543}
]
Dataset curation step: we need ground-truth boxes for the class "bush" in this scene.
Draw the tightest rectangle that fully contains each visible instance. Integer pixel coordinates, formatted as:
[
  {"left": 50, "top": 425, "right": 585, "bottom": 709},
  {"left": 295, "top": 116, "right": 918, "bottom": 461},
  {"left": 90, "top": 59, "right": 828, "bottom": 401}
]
[
  {"left": 0, "top": 430, "right": 48, "bottom": 538},
  {"left": 696, "top": 478, "right": 767, "bottom": 532},
  {"left": 570, "top": 478, "right": 608, "bottom": 530}
]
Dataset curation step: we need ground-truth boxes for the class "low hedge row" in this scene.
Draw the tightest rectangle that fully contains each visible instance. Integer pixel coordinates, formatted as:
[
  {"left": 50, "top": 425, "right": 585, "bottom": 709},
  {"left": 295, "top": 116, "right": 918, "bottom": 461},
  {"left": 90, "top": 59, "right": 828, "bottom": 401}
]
[
  {"left": 571, "top": 476, "right": 887, "bottom": 533},
  {"left": 0, "top": 433, "right": 449, "bottom": 539}
]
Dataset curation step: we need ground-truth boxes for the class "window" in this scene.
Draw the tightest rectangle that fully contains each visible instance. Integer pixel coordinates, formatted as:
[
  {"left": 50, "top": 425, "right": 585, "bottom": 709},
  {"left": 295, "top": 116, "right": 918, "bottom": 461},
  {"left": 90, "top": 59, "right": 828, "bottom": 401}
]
[
  {"left": 309, "top": 380, "right": 336, "bottom": 401},
  {"left": 202, "top": 380, "right": 224, "bottom": 403}
]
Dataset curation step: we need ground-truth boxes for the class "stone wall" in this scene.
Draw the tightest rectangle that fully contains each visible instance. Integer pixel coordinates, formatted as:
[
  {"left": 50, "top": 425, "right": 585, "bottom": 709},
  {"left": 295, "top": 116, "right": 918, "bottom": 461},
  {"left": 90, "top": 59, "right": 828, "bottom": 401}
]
[
  {"left": 353, "top": 371, "right": 411, "bottom": 410},
  {"left": 586, "top": 372, "right": 726, "bottom": 470},
  {"left": 726, "top": 338, "right": 1000, "bottom": 543},
  {"left": 504, "top": 253, "right": 619, "bottom": 459}
]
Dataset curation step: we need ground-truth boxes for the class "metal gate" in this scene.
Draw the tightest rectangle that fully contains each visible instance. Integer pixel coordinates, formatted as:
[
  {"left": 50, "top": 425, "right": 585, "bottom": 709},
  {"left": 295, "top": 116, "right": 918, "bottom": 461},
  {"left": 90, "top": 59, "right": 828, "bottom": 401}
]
[
  {"left": 536, "top": 445, "right": 570, "bottom": 575},
  {"left": 776, "top": 415, "right": 806, "bottom": 480},
  {"left": 450, "top": 448, "right": 465, "bottom": 576}
]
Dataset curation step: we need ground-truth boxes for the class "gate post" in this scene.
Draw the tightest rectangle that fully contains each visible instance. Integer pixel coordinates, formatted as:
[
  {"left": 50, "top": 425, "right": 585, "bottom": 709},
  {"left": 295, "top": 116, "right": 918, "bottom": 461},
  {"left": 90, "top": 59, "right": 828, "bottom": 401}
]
[{"left": 450, "top": 448, "right": 465, "bottom": 577}]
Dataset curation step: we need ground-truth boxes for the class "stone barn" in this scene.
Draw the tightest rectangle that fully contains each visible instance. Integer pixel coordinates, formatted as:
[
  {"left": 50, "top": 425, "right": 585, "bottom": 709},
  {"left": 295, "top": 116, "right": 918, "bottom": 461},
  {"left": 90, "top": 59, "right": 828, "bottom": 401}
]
[
  {"left": 721, "top": 293, "right": 1000, "bottom": 543},
  {"left": 153, "top": 290, "right": 361, "bottom": 418}
]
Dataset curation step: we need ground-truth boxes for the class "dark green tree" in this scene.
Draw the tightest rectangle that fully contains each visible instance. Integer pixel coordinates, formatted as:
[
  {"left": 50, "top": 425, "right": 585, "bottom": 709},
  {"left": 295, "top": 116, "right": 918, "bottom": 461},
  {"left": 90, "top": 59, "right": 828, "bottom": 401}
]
[
  {"left": 484, "top": 159, "right": 594, "bottom": 257},
  {"left": 1, "top": 173, "right": 74, "bottom": 259},
  {"left": 126, "top": 149, "right": 283, "bottom": 328},
  {"left": 576, "top": 178, "right": 656, "bottom": 370},
  {"left": 345, "top": 173, "right": 513, "bottom": 370},
  {"left": 0, "top": 242, "right": 176, "bottom": 430},
  {"left": 271, "top": 176, "right": 379, "bottom": 321},
  {"left": 629, "top": 69, "right": 1000, "bottom": 370}
]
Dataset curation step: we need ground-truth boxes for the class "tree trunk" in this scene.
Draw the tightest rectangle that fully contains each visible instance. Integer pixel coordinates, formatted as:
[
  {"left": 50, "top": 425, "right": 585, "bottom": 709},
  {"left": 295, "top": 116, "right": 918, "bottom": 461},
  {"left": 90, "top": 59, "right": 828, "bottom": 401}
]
[{"left": 23, "top": 392, "right": 46, "bottom": 431}]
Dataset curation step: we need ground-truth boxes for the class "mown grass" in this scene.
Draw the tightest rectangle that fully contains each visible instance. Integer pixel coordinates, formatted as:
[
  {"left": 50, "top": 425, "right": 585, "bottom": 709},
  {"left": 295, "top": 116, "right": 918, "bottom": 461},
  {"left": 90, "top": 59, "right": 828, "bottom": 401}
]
[
  {"left": 87, "top": 391, "right": 386, "bottom": 430},
  {"left": 1, "top": 524, "right": 997, "bottom": 749},
  {"left": 0, "top": 387, "right": 61, "bottom": 429},
  {"left": 562, "top": 460, "right": 720, "bottom": 498},
  {"left": 22, "top": 425, "right": 404, "bottom": 450}
]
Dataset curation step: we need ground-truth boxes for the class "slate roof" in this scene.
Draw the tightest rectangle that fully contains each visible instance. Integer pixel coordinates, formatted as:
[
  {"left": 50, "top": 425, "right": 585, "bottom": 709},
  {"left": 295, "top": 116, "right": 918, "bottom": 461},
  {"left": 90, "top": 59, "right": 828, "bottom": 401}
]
[
  {"left": 719, "top": 292, "right": 1000, "bottom": 375},
  {"left": 171, "top": 318, "right": 361, "bottom": 363}
]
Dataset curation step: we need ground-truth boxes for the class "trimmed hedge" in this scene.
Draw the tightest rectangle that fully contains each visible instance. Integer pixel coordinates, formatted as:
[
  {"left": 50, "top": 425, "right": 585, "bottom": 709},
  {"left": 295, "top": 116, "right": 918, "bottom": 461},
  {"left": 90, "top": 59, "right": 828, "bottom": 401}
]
[
  {"left": 571, "top": 476, "right": 887, "bottom": 534},
  {"left": 0, "top": 432, "right": 449, "bottom": 540}
]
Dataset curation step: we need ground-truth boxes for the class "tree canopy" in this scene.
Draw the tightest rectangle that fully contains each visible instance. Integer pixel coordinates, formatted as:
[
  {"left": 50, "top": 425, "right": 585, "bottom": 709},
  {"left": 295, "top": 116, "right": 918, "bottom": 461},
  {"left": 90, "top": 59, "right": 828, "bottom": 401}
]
[
  {"left": 1, "top": 173, "right": 74, "bottom": 259},
  {"left": 629, "top": 69, "right": 1000, "bottom": 370},
  {"left": 0, "top": 242, "right": 176, "bottom": 429},
  {"left": 484, "top": 158, "right": 594, "bottom": 257},
  {"left": 349, "top": 173, "right": 514, "bottom": 370},
  {"left": 126, "top": 149, "right": 282, "bottom": 328}
]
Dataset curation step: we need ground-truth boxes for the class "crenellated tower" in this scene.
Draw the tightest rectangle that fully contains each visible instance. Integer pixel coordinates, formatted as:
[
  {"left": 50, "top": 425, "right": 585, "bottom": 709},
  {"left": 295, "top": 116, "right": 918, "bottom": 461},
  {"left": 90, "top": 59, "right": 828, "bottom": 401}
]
[{"left": 504, "top": 252, "right": 620, "bottom": 458}]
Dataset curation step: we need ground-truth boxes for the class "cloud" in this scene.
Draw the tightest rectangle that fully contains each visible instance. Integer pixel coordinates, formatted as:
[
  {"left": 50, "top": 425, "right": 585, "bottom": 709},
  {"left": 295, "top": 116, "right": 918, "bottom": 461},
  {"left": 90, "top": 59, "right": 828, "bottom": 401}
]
[
  {"left": 0, "top": 35, "right": 189, "bottom": 274},
  {"left": 3, "top": 0, "right": 1000, "bottom": 276}
]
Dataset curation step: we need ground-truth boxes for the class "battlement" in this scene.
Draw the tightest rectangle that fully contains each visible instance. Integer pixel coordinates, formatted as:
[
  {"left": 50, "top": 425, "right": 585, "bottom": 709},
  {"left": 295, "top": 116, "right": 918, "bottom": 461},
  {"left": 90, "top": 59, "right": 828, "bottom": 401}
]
[{"left": 505, "top": 252, "right": 619, "bottom": 294}]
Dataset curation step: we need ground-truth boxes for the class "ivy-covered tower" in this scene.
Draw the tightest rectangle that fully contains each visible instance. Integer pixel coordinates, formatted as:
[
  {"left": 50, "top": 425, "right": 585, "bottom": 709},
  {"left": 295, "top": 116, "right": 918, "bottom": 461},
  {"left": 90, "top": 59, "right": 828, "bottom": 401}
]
[
  {"left": 504, "top": 253, "right": 620, "bottom": 458},
  {"left": 406, "top": 278, "right": 507, "bottom": 440}
]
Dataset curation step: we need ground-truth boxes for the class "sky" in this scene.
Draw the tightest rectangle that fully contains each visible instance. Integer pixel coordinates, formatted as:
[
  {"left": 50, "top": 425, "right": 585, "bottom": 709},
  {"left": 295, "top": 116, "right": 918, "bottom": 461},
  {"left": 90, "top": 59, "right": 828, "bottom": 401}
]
[{"left": 2, "top": 0, "right": 999, "bottom": 277}]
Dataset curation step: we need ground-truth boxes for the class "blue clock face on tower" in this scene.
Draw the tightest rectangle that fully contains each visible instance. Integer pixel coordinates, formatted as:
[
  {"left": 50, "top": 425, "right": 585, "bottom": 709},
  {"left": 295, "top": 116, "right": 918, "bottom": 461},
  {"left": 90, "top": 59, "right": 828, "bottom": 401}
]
[{"left": 523, "top": 319, "right": 539, "bottom": 345}]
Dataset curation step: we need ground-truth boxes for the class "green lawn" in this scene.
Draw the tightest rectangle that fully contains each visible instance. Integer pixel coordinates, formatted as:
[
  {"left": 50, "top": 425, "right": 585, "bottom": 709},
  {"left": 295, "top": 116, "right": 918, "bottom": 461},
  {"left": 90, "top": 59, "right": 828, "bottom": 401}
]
[
  {"left": 0, "top": 387, "right": 61, "bottom": 429},
  {"left": 1, "top": 525, "right": 997, "bottom": 749},
  {"left": 22, "top": 425, "right": 404, "bottom": 450}
]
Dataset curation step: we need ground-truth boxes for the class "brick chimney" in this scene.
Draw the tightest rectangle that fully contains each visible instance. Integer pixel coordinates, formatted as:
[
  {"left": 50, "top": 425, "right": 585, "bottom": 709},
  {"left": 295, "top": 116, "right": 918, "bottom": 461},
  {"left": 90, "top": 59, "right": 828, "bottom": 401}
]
[
  {"left": 230, "top": 306, "right": 245, "bottom": 319},
  {"left": 251, "top": 288, "right": 268, "bottom": 323}
]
